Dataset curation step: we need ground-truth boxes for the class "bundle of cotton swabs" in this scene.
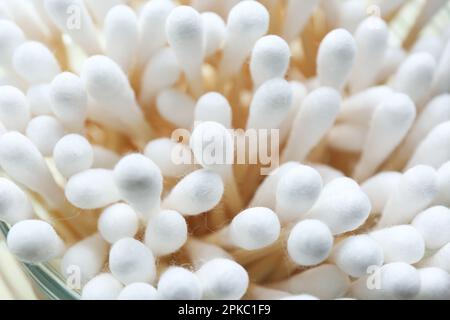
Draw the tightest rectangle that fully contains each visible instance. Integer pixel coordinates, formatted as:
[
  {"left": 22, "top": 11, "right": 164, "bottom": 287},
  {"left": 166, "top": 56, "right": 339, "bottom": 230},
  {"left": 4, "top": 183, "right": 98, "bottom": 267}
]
[{"left": 0, "top": 0, "right": 450, "bottom": 300}]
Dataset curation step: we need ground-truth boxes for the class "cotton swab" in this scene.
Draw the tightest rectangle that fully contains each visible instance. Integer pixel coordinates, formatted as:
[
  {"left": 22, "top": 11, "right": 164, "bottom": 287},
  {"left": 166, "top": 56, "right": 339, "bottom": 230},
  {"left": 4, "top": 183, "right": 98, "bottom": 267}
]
[
  {"left": 25, "top": 115, "right": 65, "bottom": 157},
  {"left": 0, "top": 131, "right": 65, "bottom": 210},
  {"left": 419, "top": 243, "right": 450, "bottom": 273},
  {"left": 219, "top": 1, "right": 269, "bottom": 80},
  {"left": 349, "top": 16, "right": 389, "bottom": 93},
  {"left": 104, "top": 5, "right": 138, "bottom": 74},
  {"left": 49, "top": 72, "right": 87, "bottom": 133},
  {"left": 250, "top": 35, "right": 290, "bottom": 88},
  {"left": 81, "top": 273, "right": 123, "bottom": 300},
  {"left": 0, "top": 19, "right": 25, "bottom": 70},
  {"left": 350, "top": 262, "right": 420, "bottom": 300},
  {"left": 378, "top": 165, "right": 438, "bottom": 227},
  {"left": 166, "top": 6, "right": 204, "bottom": 96},
  {"left": 391, "top": 52, "right": 436, "bottom": 104},
  {"left": 316, "top": 28, "right": 356, "bottom": 91},
  {"left": 201, "top": 12, "right": 226, "bottom": 57},
  {"left": 411, "top": 206, "right": 450, "bottom": 250},
  {"left": 353, "top": 93, "right": 416, "bottom": 182},
  {"left": 60, "top": 233, "right": 108, "bottom": 285},
  {"left": 117, "top": 283, "right": 158, "bottom": 300},
  {"left": 283, "top": 87, "right": 341, "bottom": 163},
  {"left": 434, "top": 161, "right": 450, "bottom": 206},
  {"left": 306, "top": 177, "right": 371, "bottom": 235},
  {"left": 336, "top": 0, "right": 366, "bottom": 33},
  {"left": 246, "top": 78, "right": 293, "bottom": 130},
  {"left": 429, "top": 41, "right": 450, "bottom": 96},
  {"left": 53, "top": 134, "right": 93, "bottom": 179},
  {"left": 27, "top": 84, "right": 52, "bottom": 116},
  {"left": 194, "top": 92, "right": 232, "bottom": 128},
  {"left": 412, "top": 36, "right": 444, "bottom": 60},
  {"left": 83, "top": 0, "right": 124, "bottom": 26},
  {"left": 330, "top": 235, "right": 384, "bottom": 277},
  {"left": 279, "top": 81, "right": 307, "bottom": 143},
  {"left": 271, "top": 264, "right": 349, "bottom": 300},
  {"left": 12, "top": 41, "right": 61, "bottom": 84},
  {"left": 327, "top": 124, "right": 366, "bottom": 153},
  {"left": 4, "top": 1, "right": 49, "bottom": 42},
  {"left": 416, "top": 268, "right": 450, "bottom": 300},
  {"left": 109, "top": 237, "right": 156, "bottom": 285},
  {"left": 139, "top": 47, "right": 181, "bottom": 105},
  {"left": 44, "top": 0, "right": 101, "bottom": 55},
  {"left": 65, "top": 169, "right": 120, "bottom": 210},
  {"left": 144, "top": 209, "right": 187, "bottom": 256},
  {"left": 156, "top": 89, "right": 195, "bottom": 129},
  {"left": 157, "top": 267, "right": 202, "bottom": 300},
  {"left": 98, "top": 203, "right": 139, "bottom": 244},
  {"left": 308, "top": 163, "right": 344, "bottom": 185},
  {"left": 282, "top": 0, "right": 319, "bottom": 42},
  {"left": 406, "top": 121, "right": 450, "bottom": 170},
  {"left": 196, "top": 258, "right": 249, "bottom": 300},
  {"left": 287, "top": 219, "right": 333, "bottom": 266},
  {"left": 275, "top": 165, "right": 322, "bottom": 223},
  {"left": 361, "top": 171, "right": 402, "bottom": 214},
  {"left": 0, "top": 178, "right": 34, "bottom": 225},
  {"left": 0, "top": 85, "right": 30, "bottom": 132},
  {"left": 6, "top": 219, "right": 64, "bottom": 264},
  {"left": 370, "top": 225, "right": 425, "bottom": 264}
]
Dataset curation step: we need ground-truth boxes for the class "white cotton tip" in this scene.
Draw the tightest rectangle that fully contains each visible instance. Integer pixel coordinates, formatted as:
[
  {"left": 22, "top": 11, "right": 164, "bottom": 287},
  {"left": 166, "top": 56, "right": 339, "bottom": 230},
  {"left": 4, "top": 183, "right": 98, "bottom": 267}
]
[
  {"left": 416, "top": 268, "right": 450, "bottom": 300},
  {"left": 53, "top": 134, "right": 93, "bottom": 178},
  {"left": 166, "top": 6, "right": 204, "bottom": 94},
  {"left": 104, "top": 5, "right": 138, "bottom": 73},
  {"left": 353, "top": 93, "right": 416, "bottom": 181},
  {"left": 81, "top": 273, "right": 123, "bottom": 300},
  {"left": 144, "top": 138, "right": 193, "bottom": 178},
  {"left": 406, "top": 121, "right": 450, "bottom": 170},
  {"left": 430, "top": 41, "right": 450, "bottom": 95},
  {"left": 376, "top": 45, "right": 407, "bottom": 83},
  {"left": 65, "top": 169, "right": 120, "bottom": 209},
  {"left": 272, "top": 264, "right": 349, "bottom": 300},
  {"left": 83, "top": 0, "right": 124, "bottom": 25},
  {"left": 420, "top": 243, "right": 450, "bottom": 273},
  {"left": 61, "top": 234, "right": 108, "bottom": 285},
  {"left": 98, "top": 203, "right": 139, "bottom": 244},
  {"left": 317, "top": 29, "right": 356, "bottom": 90},
  {"left": 282, "top": 0, "right": 319, "bottom": 42},
  {"left": 306, "top": 177, "right": 371, "bottom": 235},
  {"left": 279, "top": 81, "right": 308, "bottom": 142},
  {"left": 158, "top": 267, "right": 202, "bottom": 300},
  {"left": 412, "top": 36, "right": 444, "bottom": 61},
  {"left": 0, "top": 19, "right": 25, "bottom": 68},
  {"left": 156, "top": 89, "right": 195, "bottom": 128},
  {"left": 27, "top": 84, "right": 52, "bottom": 116},
  {"left": 361, "top": 171, "right": 402, "bottom": 214},
  {"left": 0, "top": 178, "right": 34, "bottom": 225},
  {"left": 12, "top": 41, "right": 60, "bottom": 84},
  {"left": 338, "top": 85, "right": 393, "bottom": 126},
  {"left": 370, "top": 225, "right": 425, "bottom": 264},
  {"left": 328, "top": 124, "right": 366, "bottom": 153},
  {"left": 219, "top": 1, "right": 269, "bottom": 78},
  {"left": 412, "top": 206, "right": 450, "bottom": 250},
  {"left": 349, "top": 16, "right": 389, "bottom": 93},
  {"left": 308, "top": 163, "right": 344, "bottom": 185},
  {"left": 380, "top": 165, "right": 438, "bottom": 226},
  {"left": 144, "top": 210, "right": 187, "bottom": 256},
  {"left": 287, "top": 219, "right": 333, "bottom": 266},
  {"left": 92, "top": 145, "right": 120, "bottom": 169},
  {"left": 391, "top": 52, "right": 436, "bottom": 103},
  {"left": 0, "top": 131, "right": 64, "bottom": 209},
  {"left": 25, "top": 115, "right": 65, "bottom": 157},
  {"left": 44, "top": 0, "right": 101, "bottom": 55},
  {"left": 331, "top": 235, "right": 384, "bottom": 278},
  {"left": 137, "top": 0, "right": 175, "bottom": 67},
  {"left": 190, "top": 121, "right": 234, "bottom": 175},
  {"left": 350, "top": 262, "right": 420, "bottom": 300},
  {"left": 49, "top": 72, "right": 87, "bottom": 132},
  {"left": 283, "top": 87, "right": 341, "bottom": 162},
  {"left": 202, "top": 12, "right": 225, "bottom": 57},
  {"left": 139, "top": 47, "right": 181, "bottom": 104},
  {"left": 229, "top": 207, "right": 280, "bottom": 250},
  {"left": 6, "top": 219, "right": 64, "bottom": 264},
  {"left": 337, "top": 0, "right": 366, "bottom": 33},
  {"left": 109, "top": 237, "right": 156, "bottom": 285},
  {"left": 246, "top": 78, "right": 293, "bottom": 130},
  {"left": 275, "top": 165, "right": 323, "bottom": 223},
  {"left": 118, "top": 283, "right": 158, "bottom": 300},
  {"left": 250, "top": 35, "right": 290, "bottom": 88},
  {"left": 164, "top": 169, "right": 224, "bottom": 216},
  {"left": 113, "top": 154, "right": 163, "bottom": 219},
  {"left": 0, "top": 85, "right": 30, "bottom": 132},
  {"left": 195, "top": 92, "right": 232, "bottom": 128},
  {"left": 196, "top": 258, "right": 249, "bottom": 300},
  {"left": 435, "top": 162, "right": 450, "bottom": 206}
]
